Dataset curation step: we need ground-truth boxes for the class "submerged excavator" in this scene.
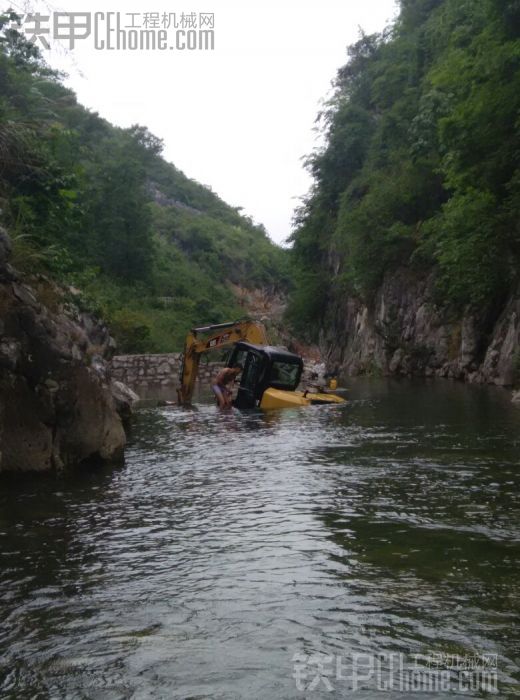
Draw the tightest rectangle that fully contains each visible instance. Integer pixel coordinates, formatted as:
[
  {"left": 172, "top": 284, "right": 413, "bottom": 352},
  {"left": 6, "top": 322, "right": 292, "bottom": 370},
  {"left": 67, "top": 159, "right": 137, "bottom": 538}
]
[{"left": 176, "top": 319, "right": 345, "bottom": 409}]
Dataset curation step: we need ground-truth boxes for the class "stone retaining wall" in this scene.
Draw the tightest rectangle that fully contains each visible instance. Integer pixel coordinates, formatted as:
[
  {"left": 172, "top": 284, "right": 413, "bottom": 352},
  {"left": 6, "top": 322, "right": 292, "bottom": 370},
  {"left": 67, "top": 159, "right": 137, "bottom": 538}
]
[{"left": 110, "top": 353, "right": 225, "bottom": 400}]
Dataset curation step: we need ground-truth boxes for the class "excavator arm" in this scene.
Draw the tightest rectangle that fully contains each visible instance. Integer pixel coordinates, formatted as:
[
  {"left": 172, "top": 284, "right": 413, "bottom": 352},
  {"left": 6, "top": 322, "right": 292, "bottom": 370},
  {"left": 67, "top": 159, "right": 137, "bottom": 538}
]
[{"left": 176, "top": 320, "right": 268, "bottom": 405}]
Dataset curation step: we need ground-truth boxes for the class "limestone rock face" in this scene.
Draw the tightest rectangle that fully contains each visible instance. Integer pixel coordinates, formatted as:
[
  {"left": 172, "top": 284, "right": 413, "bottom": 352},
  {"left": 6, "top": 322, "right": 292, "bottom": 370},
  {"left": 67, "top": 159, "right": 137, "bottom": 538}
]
[
  {"left": 321, "top": 266, "right": 520, "bottom": 388},
  {"left": 110, "top": 380, "right": 140, "bottom": 425},
  {"left": 0, "top": 228, "right": 126, "bottom": 473},
  {"left": 0, "top": 228, "right": 12, "bottom": 264}
]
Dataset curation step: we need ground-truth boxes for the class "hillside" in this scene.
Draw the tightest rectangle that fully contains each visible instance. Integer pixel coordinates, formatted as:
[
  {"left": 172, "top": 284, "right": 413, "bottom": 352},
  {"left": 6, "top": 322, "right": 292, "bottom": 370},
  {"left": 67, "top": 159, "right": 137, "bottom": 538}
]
[
  {"left": 288, "top": 0, "right": 520, "bottom": 386},
  {"left": 0, "top": 11, "right": 289, "bottom": 352}
]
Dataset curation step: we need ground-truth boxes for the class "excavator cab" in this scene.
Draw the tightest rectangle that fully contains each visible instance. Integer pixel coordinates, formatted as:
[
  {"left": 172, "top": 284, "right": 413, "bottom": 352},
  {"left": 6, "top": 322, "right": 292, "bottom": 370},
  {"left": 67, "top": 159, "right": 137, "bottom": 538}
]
[
  {"left": 227, "top": 342, "right": 344, "bottom": 409},
  {"left": 228, "top": 342, "right": 303, "bottom": 409}
]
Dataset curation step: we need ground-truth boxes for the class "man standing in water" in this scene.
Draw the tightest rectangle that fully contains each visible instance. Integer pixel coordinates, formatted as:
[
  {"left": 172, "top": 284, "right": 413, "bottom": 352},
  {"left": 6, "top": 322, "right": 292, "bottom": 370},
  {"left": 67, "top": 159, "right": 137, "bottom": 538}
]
[{"left": 211, "top": 365, "right": 242, "bottom": 408}]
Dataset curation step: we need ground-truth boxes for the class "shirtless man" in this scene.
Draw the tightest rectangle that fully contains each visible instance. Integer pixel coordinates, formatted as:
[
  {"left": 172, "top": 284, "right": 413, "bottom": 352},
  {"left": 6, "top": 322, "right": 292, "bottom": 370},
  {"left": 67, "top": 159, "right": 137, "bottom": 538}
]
[{"left": 211, "top": 365, "right": 242, "bottom": 408}]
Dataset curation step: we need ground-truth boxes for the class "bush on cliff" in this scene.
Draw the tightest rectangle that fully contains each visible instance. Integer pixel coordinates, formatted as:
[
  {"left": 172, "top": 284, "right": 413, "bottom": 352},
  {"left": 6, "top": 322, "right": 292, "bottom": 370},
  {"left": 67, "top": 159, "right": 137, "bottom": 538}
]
[{"left": 288, "top": 0, "right": 520, "bottom": 335}]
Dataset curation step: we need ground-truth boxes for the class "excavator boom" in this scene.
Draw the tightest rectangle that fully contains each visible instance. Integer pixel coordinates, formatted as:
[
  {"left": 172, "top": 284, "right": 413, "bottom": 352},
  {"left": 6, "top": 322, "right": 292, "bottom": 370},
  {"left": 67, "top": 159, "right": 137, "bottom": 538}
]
[{"left": 177, "top": 320, "right": 268, "bottom": 405}]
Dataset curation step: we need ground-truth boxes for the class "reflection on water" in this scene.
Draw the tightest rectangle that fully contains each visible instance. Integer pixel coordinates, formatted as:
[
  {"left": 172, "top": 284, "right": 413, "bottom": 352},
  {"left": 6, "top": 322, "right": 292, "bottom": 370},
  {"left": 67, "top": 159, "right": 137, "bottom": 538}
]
[{"left": 0, "top": 378, "right": 519, "bottom": 698}]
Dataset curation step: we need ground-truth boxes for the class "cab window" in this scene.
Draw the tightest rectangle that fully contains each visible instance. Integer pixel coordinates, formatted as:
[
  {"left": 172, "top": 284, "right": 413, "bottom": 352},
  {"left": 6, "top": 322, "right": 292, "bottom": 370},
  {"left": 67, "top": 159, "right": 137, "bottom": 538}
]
[
  {"left": 269, "top": 361, "right": 300, "bottom": 389},
  {"left": 241, "top": 352, "right": 261, "bottom": 391}
]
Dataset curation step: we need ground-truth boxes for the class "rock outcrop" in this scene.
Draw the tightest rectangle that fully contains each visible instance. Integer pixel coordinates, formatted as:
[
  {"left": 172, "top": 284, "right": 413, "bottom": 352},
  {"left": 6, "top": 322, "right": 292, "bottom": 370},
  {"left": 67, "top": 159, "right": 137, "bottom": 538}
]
[
  {"left": 321, "top": 267, "right": 520, "bottom": 388},
  {"left": 110, "top": 380, "right": 140, "bottom": 425},
  {"left": 0, "top": 229, "right": 127, "bottom": 473}
]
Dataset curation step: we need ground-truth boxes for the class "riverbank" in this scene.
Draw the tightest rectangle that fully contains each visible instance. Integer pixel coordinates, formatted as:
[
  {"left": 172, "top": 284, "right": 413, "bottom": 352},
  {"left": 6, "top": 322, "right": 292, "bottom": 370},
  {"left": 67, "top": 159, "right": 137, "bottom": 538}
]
[
  {"left": 320, "top": 267, "right": 520, "bottom": 395},
  {"left": 0, "top": 229, "right": 129, "bottom": 473}
]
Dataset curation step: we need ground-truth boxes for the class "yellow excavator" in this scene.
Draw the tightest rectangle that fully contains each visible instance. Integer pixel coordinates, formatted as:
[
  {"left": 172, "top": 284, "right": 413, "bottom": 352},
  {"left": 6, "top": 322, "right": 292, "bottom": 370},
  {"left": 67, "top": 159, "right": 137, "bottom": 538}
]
[{"left": 177, "top": 320, "right": 345, "bottom": 409}]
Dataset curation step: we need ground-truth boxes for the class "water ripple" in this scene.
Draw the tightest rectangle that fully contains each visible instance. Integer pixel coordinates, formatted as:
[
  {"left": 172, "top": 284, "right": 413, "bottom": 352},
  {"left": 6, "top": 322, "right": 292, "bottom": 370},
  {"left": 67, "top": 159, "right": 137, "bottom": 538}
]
[{"left": 1, "top": 378, "right": 519, "bottom": 698}]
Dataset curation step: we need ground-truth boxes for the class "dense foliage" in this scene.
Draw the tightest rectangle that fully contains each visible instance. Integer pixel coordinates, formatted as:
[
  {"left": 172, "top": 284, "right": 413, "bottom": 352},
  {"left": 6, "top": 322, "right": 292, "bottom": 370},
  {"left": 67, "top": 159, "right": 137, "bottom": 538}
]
[
  {"left": 288, "top": 0, "right": 520, "bottom": 336},
  {"left": 0, "top": 12, "right": 288, "bottom": 351}
]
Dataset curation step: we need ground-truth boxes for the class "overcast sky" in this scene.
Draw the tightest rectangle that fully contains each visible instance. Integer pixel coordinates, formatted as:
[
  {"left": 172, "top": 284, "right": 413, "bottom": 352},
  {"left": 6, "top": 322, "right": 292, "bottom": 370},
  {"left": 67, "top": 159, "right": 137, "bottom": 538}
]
[{"left": 13, "top": 0, "right": 398, "bottom": 243}]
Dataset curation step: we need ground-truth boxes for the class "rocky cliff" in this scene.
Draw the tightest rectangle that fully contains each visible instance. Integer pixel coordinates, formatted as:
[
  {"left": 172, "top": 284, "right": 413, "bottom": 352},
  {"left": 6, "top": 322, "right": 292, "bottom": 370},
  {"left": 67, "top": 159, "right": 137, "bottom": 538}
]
[
  {"left": 0, "top": 229, "right": 127, "bottom": 473},
  {"left": 321, "top": 268, "right": 520, "bottom": 388}
]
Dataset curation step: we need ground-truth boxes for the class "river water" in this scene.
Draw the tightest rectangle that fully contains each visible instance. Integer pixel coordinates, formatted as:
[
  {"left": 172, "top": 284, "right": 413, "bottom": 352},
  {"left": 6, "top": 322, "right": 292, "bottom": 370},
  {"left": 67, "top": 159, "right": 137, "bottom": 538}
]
[{"left": 1, "top": 378, "right": 519, "bottom": 699}]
